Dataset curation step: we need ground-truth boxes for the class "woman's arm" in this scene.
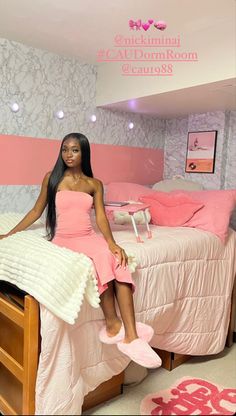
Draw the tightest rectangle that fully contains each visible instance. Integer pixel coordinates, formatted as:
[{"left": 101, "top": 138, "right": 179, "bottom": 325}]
[
  {"left": 0, "top": 172, "right": 50, "bottom": 239},
  {"left": 93, "top": 179, "right": 127, "bottom": 267}
]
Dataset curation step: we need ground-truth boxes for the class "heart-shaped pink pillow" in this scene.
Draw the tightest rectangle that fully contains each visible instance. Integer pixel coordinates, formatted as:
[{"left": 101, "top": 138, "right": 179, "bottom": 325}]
[{"left": 139, "top": 191, "right": 204, "bottom": 227}]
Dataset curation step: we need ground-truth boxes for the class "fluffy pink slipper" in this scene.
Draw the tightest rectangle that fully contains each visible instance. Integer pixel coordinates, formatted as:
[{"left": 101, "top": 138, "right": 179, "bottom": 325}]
[
  {"left": 117, "top": 338, "right": 162, "bottom": 369},
  {"left": 99, "top": 322, "right": 154, "bottom": 345},
  {"left": 99, "top": 324, "right": 124, "bottom": 344}
]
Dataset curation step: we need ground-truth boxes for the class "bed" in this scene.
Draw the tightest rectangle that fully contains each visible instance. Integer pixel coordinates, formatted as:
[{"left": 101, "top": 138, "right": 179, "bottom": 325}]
[{"left": 0, "top": 173, "right": 236, "bottom": 415}]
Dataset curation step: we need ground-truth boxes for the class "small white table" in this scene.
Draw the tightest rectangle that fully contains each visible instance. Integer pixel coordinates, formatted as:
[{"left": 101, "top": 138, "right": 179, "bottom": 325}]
[{"left": 105, "top": 203, "right": 152, "bottom": 243}]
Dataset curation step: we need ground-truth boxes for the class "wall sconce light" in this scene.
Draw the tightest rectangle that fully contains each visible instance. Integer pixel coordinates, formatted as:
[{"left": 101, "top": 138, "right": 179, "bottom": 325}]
[
  {"left": 55, "top": 110, "right": 64, "bottom": 119},
  {"left": 90, "top": 114, "right": 97, "bottom": 122},
  {"left": 10, "top": 102, "right": 20, "bottom": 112}
]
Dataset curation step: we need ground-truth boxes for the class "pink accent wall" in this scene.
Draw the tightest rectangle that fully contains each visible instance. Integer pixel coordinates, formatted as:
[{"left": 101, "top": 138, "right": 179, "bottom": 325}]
[
  {"left": 0, "top": 135, "right": 60, "bottom": 185},
  {"left": 0, "top": 134, "right": 163, "bottom": 185},
  {"left": 91, "top": 143, "right": 163, "bottom": 184}
]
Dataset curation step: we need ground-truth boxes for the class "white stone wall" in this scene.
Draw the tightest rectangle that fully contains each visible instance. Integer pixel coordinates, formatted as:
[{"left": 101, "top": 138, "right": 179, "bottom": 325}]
[
  {"left": 0, "top": 38, "right": 235, "bottom": 216},
  {"left": 0, "top": 38, "right": 165, "bottom": 213},
  {"left": 164, "top": 111, "right": 233, "bottom": 189},
  {"left": 225, "top": 111, "right": 236, "bottom": 190}
]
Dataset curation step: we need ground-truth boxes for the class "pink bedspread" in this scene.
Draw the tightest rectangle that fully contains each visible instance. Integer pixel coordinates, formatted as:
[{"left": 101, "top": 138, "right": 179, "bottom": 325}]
[{"left": 35, "top": 225, "right": 236, "bottom": 415}]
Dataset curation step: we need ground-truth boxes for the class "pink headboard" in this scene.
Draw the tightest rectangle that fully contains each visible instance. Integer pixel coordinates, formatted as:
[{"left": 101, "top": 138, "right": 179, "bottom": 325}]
[{"left": 0, "top": 134, "right": 163, "bottom": 185}]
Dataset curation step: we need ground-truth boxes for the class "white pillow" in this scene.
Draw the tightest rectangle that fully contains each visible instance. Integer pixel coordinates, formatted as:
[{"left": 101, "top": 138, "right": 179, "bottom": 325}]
[{"left": 152, "top": 178, "right": 204, "bottom": 192}]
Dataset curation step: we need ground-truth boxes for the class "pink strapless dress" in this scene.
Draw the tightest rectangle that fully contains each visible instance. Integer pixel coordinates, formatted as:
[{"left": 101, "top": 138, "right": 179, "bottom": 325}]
[{"left": 52, "top": 191, "right": 135, "bottom": 295}]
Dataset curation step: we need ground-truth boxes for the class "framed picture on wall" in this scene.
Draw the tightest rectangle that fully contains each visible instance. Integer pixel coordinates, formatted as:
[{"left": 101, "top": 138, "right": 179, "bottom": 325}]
[{"left": 185, "top": 130, "right": 217, "bottom": 173}]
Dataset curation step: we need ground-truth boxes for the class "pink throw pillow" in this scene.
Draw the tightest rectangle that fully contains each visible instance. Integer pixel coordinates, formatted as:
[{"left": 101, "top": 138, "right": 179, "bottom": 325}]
[
  {"left": 139, "top": 191, "right": 204, "bottom": 227},
  {"left": 172, "top": 189, "right": 236, "bottom": 242},
  {"left": 106, "top": 182, "right": 153, "bottom": 202}
]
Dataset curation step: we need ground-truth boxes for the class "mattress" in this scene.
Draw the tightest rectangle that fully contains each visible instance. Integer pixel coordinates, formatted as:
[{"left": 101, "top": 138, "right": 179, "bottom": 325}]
[{"left": 35, "top": 224, "right": 236, "bottom": 415}]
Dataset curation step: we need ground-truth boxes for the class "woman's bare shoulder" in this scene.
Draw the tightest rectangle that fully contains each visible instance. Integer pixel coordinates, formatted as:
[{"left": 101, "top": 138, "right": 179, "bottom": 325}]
[
  {"left": 86, "top": 177, "right": 103, "bottom": 192},
  {"left": 42, "top": 171, "right": 52, "bottom": 186}
]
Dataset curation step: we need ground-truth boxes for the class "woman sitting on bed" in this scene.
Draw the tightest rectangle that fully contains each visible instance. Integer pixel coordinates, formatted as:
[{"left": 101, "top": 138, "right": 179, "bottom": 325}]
[{"left": 0, "top": 132, "right": 161, "bottom": 369}]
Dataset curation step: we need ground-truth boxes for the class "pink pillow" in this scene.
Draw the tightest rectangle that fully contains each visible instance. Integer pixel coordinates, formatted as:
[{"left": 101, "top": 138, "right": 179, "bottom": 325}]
[
  {"left": 172, "top": 189, "right": 236, "bottom": 242},
  {"left": 106, "top": 182, "right": 153, "bottom": 202},
  {"left": 139, "top": 191, "right": 204, "bottom": 227}
]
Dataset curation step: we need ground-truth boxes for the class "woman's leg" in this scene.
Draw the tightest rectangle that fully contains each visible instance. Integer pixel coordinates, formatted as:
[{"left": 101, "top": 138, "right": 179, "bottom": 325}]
[
  {"left": 100, "top": 280, "right": 162, "bottom": 368},
  {"left": 113, "top": 282, "right": 162, "bottom": 369},
  {"left": 100, "top": 281, "right": 122, "bottom": 336},
  {"left": 114, "top": 281, "right": 138, "bottom": 343}
]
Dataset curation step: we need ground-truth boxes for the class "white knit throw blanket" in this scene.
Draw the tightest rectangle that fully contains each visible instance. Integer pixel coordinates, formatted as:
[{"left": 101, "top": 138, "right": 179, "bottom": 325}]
[
  {"left": 0, "top": 213, "right": 100, "bottom": 324},
  {"left": 0, "top": 213, "right": 138, "bottom": 324}
]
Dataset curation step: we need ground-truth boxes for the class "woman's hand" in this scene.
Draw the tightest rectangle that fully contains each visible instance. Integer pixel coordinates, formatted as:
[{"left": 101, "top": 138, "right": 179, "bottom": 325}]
[{"left": 108, "top": 242, "right": 128, "bottom": 268}]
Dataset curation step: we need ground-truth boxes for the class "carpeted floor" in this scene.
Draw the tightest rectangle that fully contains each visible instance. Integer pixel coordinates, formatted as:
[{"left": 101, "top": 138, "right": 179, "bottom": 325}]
[{"left": 83, "top": 344, "right": 236, "bottom": 415}]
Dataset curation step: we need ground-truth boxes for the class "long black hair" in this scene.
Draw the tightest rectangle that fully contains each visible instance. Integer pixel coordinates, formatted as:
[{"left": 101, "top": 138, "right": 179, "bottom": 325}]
[{"left": 46, "top": 132, "right": 93, "bottom": 240}]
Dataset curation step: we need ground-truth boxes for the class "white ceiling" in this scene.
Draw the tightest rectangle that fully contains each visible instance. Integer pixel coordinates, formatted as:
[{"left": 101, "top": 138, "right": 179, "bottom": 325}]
[
  {"left": 0, "top": 0, "right": 235, "bottom": 118},
  {"left": 102, "top": 79, "right": 236, "bottom": 118},
  {"left": 0, "top": 0, "right": 206, "bottom": 63}
]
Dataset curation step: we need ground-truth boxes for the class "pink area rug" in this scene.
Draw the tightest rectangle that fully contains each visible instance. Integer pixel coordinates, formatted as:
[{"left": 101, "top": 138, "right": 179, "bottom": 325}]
[{"left": 140, "top": 377, "right": 236, "bottom": 415}]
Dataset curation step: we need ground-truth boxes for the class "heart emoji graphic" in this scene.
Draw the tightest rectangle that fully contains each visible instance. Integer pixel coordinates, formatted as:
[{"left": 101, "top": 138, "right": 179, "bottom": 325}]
[
  {"left": 154, "top": 20, "right": 167, "bottom": 30},
  {"left": 148, "top": 19, "right": 154, "bottom": 24},
  {"left": 142, "top": 22, "right": 150, "bottom": 31}
]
